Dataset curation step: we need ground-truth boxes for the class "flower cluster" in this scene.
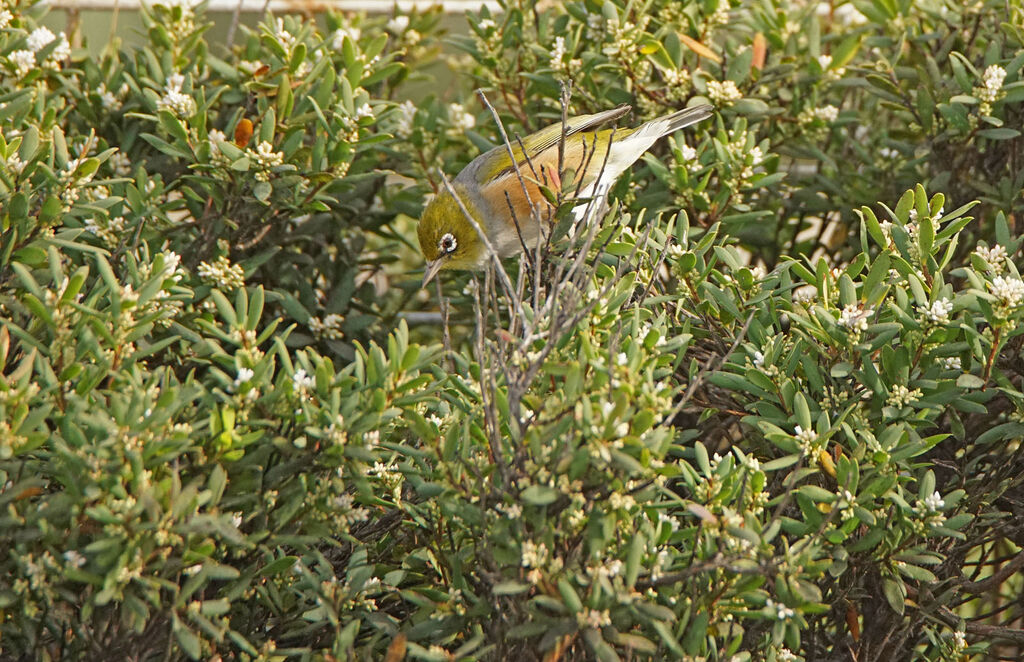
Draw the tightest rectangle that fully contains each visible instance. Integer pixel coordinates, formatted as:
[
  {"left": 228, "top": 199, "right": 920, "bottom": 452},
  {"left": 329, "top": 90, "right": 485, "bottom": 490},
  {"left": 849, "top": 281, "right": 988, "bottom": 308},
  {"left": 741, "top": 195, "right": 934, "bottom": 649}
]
[
  {"left": 798, "top": 104, "right": 839, "bottom": 139},
  {"left": 197, "top": 255, "right": 246, "bottom": 290},
  {"left": 153, "top": 0, "right": 198, "bottom": 36},
  {"left": 918, "top": 298, "right": 953, "bottom": 325},
  {"left": 251, "top": 141, "right": 284, "bottom": 181},
  {"left": 974, "top": 243, "right": 1007, "bottom": 272},
  {"left": 794, "top": 425, "right": 826, "bottom": 462},
  {"left": 660, "top": 66, "right": 692, "bottom": 102},
  {"left": 84, "top": 215, "right": 129, "bottom": 248},
  {"left": 837, "top": 303, "right": 872, "bottom": 333},
  {"left": 446, "top": 103, "right": 476, "bottom": 133},
  {"left": 309, "top": 313, "right": 345, "bottom": 340},
  {"left": 765, "top": 598, "right": 796, "bottom": 621},
  {"left": 706, "top": 79, "right": 742, "bottom": 106},
  {"left": 158, "top": 73, "right": 196, "bottom": 118},
  {"left": 393, "top": 100, "right": 417, "bottom": 138},
  {"left": 18, "top": 26, "right": 71, "bottom": 73},
  {"left": 887, "top": 384, "right": 922, "bottom": 409},
  {"left": 973, "top": 64, "right": 1007, "bottom": 115},
  {"left": 989, "top": 275, "right": 1024, "bottom": 311}
]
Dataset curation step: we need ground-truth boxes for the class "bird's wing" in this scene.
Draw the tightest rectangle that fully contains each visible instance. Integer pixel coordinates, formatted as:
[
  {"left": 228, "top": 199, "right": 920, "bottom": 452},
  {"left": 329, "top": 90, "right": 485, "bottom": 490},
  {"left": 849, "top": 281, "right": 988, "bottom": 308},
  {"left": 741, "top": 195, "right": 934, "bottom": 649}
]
[{"left": 473, "top": 105, "right": 633, "bottom": 183}]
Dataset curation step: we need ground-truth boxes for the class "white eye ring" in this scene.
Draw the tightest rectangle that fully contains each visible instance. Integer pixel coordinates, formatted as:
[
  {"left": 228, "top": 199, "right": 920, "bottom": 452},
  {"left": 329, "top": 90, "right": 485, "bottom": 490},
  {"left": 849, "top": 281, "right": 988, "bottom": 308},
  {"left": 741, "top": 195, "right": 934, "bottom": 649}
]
[{"left": 438, "top": 232, "right": 457, "bottom": 254}]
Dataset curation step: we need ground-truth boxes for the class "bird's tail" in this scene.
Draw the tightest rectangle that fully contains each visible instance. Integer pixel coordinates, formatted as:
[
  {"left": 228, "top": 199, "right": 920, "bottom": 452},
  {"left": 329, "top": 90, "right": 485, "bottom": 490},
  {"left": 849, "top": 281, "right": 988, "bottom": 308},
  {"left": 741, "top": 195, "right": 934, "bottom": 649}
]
[{"left": 638, "top": 104, "right": 715, "bottom": 139}]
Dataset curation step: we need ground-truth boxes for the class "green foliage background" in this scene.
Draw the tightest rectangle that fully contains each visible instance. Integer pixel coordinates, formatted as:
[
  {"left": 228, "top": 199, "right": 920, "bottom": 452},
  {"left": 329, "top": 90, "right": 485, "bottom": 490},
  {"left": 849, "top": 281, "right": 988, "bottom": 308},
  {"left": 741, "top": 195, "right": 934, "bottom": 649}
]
[{"left": 1, "top": 0, "right": 1024, "bottom": 660}]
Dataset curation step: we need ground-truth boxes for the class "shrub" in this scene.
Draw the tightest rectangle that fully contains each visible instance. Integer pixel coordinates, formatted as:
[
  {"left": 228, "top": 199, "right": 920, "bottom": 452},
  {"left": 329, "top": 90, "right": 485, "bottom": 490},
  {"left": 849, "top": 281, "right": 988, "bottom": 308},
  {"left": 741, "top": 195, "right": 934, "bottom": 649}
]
[{"left": 1, "top": 0, "right": 1023, "bottom": 661}]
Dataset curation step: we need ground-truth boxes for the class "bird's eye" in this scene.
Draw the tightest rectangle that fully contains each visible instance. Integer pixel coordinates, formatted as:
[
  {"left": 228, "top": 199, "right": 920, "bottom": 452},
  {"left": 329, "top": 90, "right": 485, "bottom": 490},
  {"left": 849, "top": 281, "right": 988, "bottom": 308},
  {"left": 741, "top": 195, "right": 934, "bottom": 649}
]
[{"left": 438, "top": 232, "right": 457, "bottom": 255}]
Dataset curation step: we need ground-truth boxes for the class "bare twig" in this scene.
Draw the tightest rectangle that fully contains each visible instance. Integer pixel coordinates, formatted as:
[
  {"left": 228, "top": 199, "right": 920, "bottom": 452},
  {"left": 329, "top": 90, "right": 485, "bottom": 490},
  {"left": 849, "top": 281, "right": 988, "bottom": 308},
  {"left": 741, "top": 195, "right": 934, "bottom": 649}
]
[
  {"left": 663, "top": 311, "right": 755, "bottom": 426},
  {"left": 438, "top": 174, "right": 523, "bottom": 325},
  {"left": 957, "top": 550, "right": 1024, "bottom": 594}
]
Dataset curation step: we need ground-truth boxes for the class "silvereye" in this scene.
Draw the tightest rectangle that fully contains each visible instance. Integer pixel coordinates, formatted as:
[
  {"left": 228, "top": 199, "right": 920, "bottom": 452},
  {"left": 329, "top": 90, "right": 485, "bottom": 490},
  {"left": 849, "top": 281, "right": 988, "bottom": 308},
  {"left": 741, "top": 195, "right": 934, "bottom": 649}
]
[{"left": 418, "top": 103, "right": 713, "bottom": 286}]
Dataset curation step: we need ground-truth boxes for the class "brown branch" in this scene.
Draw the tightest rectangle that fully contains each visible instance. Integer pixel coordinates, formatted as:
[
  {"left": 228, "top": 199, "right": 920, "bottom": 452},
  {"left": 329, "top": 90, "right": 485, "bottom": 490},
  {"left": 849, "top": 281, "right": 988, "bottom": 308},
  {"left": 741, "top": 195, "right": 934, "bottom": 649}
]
[{"left": 957, "top": 550, "right": 1024, "bottom": 594}]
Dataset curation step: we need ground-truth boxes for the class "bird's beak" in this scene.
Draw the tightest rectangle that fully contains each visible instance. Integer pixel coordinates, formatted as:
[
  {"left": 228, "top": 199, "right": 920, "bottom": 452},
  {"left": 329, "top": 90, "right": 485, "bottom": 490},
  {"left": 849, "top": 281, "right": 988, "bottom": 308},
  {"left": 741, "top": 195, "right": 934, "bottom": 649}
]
[{"left": 421, "top": 259, "right": 445, "bottom": 288}]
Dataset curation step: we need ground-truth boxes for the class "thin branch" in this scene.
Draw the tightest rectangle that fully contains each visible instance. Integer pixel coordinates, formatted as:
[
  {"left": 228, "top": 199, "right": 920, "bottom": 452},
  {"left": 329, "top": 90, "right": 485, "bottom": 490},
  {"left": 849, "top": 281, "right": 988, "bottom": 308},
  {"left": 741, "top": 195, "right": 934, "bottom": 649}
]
[
  {"left": 957, "top": 550, "right": 1024, "bottom": 594},
  {"left": 438, "top": 173, "right": 523, "bottom": 325}
]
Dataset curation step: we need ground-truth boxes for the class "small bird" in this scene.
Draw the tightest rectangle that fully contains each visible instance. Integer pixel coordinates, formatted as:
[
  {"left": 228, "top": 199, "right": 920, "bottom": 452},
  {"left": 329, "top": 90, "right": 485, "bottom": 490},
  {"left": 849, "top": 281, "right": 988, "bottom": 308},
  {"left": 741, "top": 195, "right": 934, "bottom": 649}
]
[{"left": 417, "top": 103, "right": 714, "bottom": 286}]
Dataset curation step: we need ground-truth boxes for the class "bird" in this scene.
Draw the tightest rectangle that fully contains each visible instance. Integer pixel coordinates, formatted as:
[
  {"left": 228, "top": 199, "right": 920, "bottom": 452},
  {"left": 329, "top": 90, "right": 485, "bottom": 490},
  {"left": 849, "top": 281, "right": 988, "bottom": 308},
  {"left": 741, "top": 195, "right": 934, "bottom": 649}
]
[{"left": 417, "top": 103, "right": 714, "bottom": 287}]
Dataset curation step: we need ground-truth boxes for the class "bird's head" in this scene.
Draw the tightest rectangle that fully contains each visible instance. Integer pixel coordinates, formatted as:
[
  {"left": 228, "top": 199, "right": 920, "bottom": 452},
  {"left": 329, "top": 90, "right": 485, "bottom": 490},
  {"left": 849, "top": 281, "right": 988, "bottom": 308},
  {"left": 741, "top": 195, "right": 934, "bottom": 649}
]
[{"left": 417, "top": 189, "right": 486, "bottom": 286}]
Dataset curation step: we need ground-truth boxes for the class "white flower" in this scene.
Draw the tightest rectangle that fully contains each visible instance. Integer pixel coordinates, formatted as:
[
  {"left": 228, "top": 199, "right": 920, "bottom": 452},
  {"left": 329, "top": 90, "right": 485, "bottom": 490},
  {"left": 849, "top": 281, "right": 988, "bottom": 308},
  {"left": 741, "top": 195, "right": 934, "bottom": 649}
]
[
  {"left": 983, "top": 65, "right": 1006, "bottom": 89},
  {"left": 765, "top": 598, "right": 795, "bottom": 621},
  {"left": 990, "top": 276, "right": 1024, "bottom": 308},
  {"left": 815, "top": 105, "right": 839, "bottom": 121},
  {"left": 157, "top": 251, "right": 183, "bottom": 282},
  {"left": 0, "top": 10, "right": 12, "bottom": 29},
  {"left": 887, "top": 384, "right": 921, "bottom": 408},
  {"left": 919, "top": 297, "right": 953, "bottom": 324},
  {"left": 394, "top": 100, "right": 417, "bottom": 138},
  {"left": 49, "top": 32, "right": 71, "bottom": 63},
  {"left": 27, "top": 26, "right": 57, "bottom": 52},
  {"left": 355, "top": 103, "right": 374, "bottom": 120},
  {"left": 237, "top": 59, "right": 264, "bottom": 75},
  {"left": 159, "top": 74, "right": 196, "bottom": 118},
  {"left": 521, "top": 540, "right": 547, "bottom": 568},
  {"left": 817, "top": 54, "right": 833, "bottom": 70},
  {"left": 197, "top": 255, "right": 245, "bottom": 290},
  {"left": 975, "top": 64, "right": 1007, "bottom": 103},
  {"left": 309, "top": 313, "right": 345, "bottom": 340},
  {"left": 679, "top": 142, "right": 698, "bottom": 163},
  {"left": 707, "top": 79, "right": 742, "bottom": 105},
  {"left": 96, "top": 83, "right": 120, "bottom": 110},
  {"left": 577, "top": 608, "right": 612, "bottom": 629},
  {"left": 940, "top": 356, "right": 962, "bottom": 371},
  {"left": 234, "top": 367, "right": 254, "bottom": 386},
  {"left": 5, "top": 151, "right": 26, "bottom": 175},
  {"left": 478, "top": 18, "right": 496, "bottom": 31},
  {"left": 923, "top": 491, "right": 945, "bottom": 512},
  {"left": 447, "top": 103, "right": 476, "bottom": 131},
  {"left": 331, "top": 26, "right": 360, "bottom": 50},
  {"left": 752, "top": 350, "right": 765, "bottom": 368},
  {"left": 274, "top": 18, "right": 295, "bottom": 49},
  {"left": 974, "top": 243, "right": 1007, "bottom": 271},
  {"left": 254, "top": 141, "right": 284, "bottom": 168},
  {"left": 777, "top": 647, "right": 799, "bottom": 662},
  {"left": 794, "top": 425, "right": 817, "bottom": 444},
  {"left": 550, "top": 36, "right": 568, "bottom": 69},
  {"left": 63, "top": 550, "right": 87, "bottom": 569},
  {"left": 9, "top": 50, "right": 35, "bottom": 77},
  {"left": 829, "top": 3, "right": 868, "bottom": 26},
  {"left": 292, "top": 368, "right": 315, "bottom": 391},
  {"left": 662, "top": 66, "right": 691, "bottom": 91},
  {"left": 387, "top": 15, "right": 410, "bottom": 33},
  {"left": 838, "top": 303, "right": 872, "bottom": 331},
  {"left": 800, "top": 105, "right": 839, "bottom": 125}
]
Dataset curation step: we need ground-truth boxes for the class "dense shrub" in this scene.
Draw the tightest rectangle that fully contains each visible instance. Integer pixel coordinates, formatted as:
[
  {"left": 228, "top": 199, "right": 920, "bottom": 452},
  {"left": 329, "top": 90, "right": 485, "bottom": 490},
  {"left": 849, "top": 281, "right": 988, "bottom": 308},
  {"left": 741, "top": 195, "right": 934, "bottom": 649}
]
[{"left": 1, "top": 0, "right": 1024, "bottom": 661}]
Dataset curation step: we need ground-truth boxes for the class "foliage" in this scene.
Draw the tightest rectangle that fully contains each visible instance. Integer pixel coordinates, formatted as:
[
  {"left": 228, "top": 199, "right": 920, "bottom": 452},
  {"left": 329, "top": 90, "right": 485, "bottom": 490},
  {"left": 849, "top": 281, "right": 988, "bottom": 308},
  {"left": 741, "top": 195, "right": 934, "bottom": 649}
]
[
  {"left": 452, "top": 0, "right": 1024, "bottom": 264},
  {"left": 1, "top": 0, "right": 1024, "bottom": 661}
]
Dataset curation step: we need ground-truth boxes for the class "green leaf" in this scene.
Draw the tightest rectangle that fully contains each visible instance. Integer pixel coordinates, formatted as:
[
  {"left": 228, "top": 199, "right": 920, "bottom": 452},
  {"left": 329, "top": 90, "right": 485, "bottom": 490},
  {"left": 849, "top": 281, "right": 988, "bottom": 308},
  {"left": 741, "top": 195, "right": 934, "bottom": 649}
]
[
  {"left": 521, "top": 485, "right": 559, "bottom": 506},
  {"left": 956, "top": 373, "right": 985, "bottom": 389},
  {"left": 881, "top": 576, "right": 906, "bottom": 615},
  {"left": 557, "top": 577, "right": 583, "bottom": 613},
  {"left": 173, "top": 618, "right": 202, "bottom": 659},
  {"left": 259, "top": 556, "right": 298, "bottom": 577},
  {"left": 978, "top": 128, "right": 1021, "bottom": 140}
]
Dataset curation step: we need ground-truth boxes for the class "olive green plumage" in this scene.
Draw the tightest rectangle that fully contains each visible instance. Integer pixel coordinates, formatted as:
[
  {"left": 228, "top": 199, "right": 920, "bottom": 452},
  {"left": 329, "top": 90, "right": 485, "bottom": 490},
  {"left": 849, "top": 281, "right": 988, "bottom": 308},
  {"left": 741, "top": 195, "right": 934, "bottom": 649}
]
[{"left": 418, "top": 104, "right": 714, "bottom": 286}]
